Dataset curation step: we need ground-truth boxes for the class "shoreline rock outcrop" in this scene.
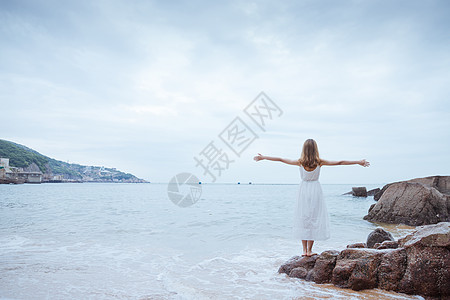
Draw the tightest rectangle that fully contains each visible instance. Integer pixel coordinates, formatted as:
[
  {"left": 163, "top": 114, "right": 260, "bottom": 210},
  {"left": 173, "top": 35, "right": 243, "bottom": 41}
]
[
  {"left": 364, "top": 176, "right": 450, "bottom": 226},
  {"left": 279, "top": 222, "right": 450, "bottom": 299}
]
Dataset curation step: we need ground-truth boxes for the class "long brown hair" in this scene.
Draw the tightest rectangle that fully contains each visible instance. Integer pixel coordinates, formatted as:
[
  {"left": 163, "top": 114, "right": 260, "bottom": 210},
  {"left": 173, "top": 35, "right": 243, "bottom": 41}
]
[{"left": 298, "top": 139, "right": 321, "bottom": 169}]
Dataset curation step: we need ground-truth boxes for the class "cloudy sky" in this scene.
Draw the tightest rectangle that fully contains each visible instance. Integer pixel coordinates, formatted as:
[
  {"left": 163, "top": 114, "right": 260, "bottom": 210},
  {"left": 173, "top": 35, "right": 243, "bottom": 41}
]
[{"left": 1, "top": 0, "right": 449, "bottom": 184}]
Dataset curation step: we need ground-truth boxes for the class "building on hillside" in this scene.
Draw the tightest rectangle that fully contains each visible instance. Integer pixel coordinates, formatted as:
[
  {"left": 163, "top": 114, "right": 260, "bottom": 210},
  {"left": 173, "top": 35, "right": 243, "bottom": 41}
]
[
  {"left": 0, "top": 157, "right": 42, "bottom": 183},
  {"left": 0, "top": 158, "right": 10, "bottom": 169},
  {"left": 16, "top": 171, "right": 43, "bottom": 183}
]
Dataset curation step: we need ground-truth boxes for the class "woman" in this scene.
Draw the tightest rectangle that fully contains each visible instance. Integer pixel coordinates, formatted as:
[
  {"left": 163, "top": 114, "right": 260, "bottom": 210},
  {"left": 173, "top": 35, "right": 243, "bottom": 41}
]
[{"left": 254, "top": 138, "right": 370, "bottom": 256}]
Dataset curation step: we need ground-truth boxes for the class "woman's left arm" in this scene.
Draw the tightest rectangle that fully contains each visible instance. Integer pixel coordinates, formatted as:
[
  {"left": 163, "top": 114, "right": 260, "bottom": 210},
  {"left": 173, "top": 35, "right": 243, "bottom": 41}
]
[{"left": 321, "top": 159, "right": 370, "bottom": 167}]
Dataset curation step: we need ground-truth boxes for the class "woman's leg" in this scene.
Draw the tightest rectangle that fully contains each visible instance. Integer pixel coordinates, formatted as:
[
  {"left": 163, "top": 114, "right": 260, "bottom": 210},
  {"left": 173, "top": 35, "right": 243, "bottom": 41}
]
[
  {"left": 307, "top": 240, "right": 317, "bottom": 256},
  {"left": 301, "top": 240, "right": 307, "bottom": 256}
]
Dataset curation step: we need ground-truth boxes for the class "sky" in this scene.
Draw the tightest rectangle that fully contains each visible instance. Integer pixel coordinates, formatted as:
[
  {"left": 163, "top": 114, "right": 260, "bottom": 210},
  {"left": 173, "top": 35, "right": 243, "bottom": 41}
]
[{"left": 1, "top": 0, "right": 449, "bottom": 184}]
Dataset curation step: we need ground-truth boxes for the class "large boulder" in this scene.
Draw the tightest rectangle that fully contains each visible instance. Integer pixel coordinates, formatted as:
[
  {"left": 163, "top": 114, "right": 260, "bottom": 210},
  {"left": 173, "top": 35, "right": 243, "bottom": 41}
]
[
  {"left": 364, "top": 176, "right": 450, "bottom": 226},
  {"left": 397, "top": 222, "right": 450, "bottom": 297},
  {"left": 279, "top": 222, "right": 450, "bottom": 299}
]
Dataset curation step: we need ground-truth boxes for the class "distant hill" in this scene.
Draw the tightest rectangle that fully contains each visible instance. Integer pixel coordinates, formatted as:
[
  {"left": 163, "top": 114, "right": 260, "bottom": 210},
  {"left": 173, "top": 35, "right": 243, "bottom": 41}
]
[{"left": 0, "top": 139, "right": 147, "bottom": 183}]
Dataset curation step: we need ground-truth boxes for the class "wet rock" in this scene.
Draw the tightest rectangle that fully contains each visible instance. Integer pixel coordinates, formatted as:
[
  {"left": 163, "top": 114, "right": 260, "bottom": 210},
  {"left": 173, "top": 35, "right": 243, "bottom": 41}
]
[
  {"left": 346, "top": 243, "right": 367, "bottom": 248},
  {"left": 288, "top": 255, "right": 318, "bottom": 279},
  {"left": 366, "top": 228, "right": 394, "bottom": 248},
  {"left": 399, "top": 243, "right": 450, "bottom": 297},
  {"left": 278, "top": 256, "right": 302, "bottom": 275},
  {"left": 331, "top": 248, "right": 383, "bottom": 290},
  {"left": 378, "top": 248, "right": 407, "bottom": 291},
  {"left": 352, "top": 187, "right": 367, "bottom": 197},
  {"left": 398, "top": 221, "right": 450, "bottom": 248},
  {"left": 375, "top": 240, "right": 399, "bottom": 250},
  {"left": 364, "top": 176, "right": 450, "bottom": 225},
  {"left": 397, "top": 222, "right": 450, "bottom": 298},
  {"left": 279, "top": 222, "right": 450, "bottom": 299},
  {"left": 278, "top": 255, "right": 317, "bottom": 276},
  {"left": 289, "top": 267, "right": 308, "bottom": 279},
  {"left": 309, "top": 250, "right": 339, "bottom": 283}
]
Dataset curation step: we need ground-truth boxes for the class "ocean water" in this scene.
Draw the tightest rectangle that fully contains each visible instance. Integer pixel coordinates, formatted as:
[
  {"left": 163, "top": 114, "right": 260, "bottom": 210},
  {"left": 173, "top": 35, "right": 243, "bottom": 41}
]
[{"left": 0, "top": 183, "right": 422, "bottom": 300}]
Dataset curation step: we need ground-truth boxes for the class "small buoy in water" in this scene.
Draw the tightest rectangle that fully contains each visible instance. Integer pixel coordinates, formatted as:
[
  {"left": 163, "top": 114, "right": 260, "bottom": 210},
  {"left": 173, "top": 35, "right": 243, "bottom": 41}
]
[
  {"left": 198, "top": 181, "right": 202, "bottom": 184},
  {"left": 237, "top": 182, "right": 240, "bottom": 184},
  {"left": 249, "top": 182, "right": 252, "bottom": 184}
]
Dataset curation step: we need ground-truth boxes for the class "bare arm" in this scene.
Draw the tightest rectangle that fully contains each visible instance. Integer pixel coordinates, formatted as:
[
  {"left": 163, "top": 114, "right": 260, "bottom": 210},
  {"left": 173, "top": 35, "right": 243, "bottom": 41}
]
[
  {"left": 253, "top": 153, "right": 299, "bottom": 166},
  {"left": 321, "top": 159, "right": 370, "bottom": 167}
]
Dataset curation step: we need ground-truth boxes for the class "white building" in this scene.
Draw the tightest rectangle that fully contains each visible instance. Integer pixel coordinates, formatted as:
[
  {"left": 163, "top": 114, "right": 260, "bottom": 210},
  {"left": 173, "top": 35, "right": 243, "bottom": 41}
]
[{"left": 0, "top": 158, "right": 10, "bottom": 169}]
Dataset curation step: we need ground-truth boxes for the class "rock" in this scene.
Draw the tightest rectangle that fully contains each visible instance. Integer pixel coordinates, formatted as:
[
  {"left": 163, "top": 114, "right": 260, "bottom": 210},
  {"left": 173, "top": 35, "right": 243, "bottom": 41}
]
[
  {"left": 364, "top": 176, "right": 450, "bottom": 226},
  {"left": 331, "top": 248, "right": 383, "bottom": 290},
  {"left": 278, "top": 255, "right": 317, "bottom": 276},
  {"left": 373, "top": 190, "right": 382, "bottom": 201},
  {"left": 346, "top": 243, "right": 367, "bottom": 248},
  {"left": 352, "top": 187, "right": 367, "bottom": 197},
  {"left": 343, "top": 188, "right": 380, "bottom": 197},
  {"left": 23, "top": 162, "right": 41, "bottom": 173},
  {"left": 398, "top": 221, "right": 450, "bottom": 248},
  {"left": 399, "top": 243, "right": 450, "bottom": 297},
  {"left": 366, "top": 228, "right": 394, "bottom": 248},
  {"left": 397, "top": 223, "right": 450, "bottom": 297},
  {"left": 289, "top": 267, "right": 308, "bottom": 279},
  {"left": 288, "top": 255, "right": 318, "bottom": 280},
  {"left": 367, "top": 188, "right": 380, "bottom": 196},
  {"left": 375, "top": 240, "right": 399, "bottom": 250},
  {"left": 374, "top": 176, "right": 450, "bottom": 201},
  {"left": 279, "top": 222, "right": 450, "bottom": 298},
  {"left": 374, "top": 183, "right": 393, "bottom": 201},
  {"left": 278, "top": 256, "right": 302, "bottom": 275},
  {"left": 378, "top": 248, "right": 407, "bottom": 291},
  {"left": 309, "top": 250, "right": 339, "bottom": 283}
]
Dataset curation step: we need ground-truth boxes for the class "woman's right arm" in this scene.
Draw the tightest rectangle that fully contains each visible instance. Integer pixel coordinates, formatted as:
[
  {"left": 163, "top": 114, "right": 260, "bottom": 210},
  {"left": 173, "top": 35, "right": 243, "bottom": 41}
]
[
  {"left": 321, "top": 159, "right": 370, "bottom": 167},
  {"left": 254, "top": 153, "right": 299, "bottom": 166}
]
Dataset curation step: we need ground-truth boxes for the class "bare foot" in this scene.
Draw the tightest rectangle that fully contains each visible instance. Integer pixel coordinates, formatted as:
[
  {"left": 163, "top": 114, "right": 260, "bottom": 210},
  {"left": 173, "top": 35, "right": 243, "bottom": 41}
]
[
  {"left": 307, "top": 253, "right": 318, "bottom": 257},
  {"left": 301, "top": 253, "right": 307, "bottom": 257}
]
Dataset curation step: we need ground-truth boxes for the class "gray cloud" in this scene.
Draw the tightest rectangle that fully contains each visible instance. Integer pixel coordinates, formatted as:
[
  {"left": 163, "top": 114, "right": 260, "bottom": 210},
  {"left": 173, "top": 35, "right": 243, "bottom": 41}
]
[{"left": 1, "top": 0, "right": 449, "bottom": 183}]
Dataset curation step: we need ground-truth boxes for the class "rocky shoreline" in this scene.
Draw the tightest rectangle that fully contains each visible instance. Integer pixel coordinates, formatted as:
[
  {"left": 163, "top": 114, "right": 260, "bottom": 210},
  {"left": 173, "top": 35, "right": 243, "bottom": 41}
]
[
  {"left": 280, "top": 175, "right": 450, "bottom": 298},
  {"left": 279, "top": 222, "right": 450, "bottom": 299}
]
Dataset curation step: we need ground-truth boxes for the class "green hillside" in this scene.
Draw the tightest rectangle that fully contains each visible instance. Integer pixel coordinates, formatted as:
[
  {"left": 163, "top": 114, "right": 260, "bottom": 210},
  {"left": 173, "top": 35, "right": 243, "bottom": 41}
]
[
  {"left": 0, "top": 139, "right": 146, "bottom": 182},
  {"left": 0, "top": 140, "right": 50, "bottom": 172}
]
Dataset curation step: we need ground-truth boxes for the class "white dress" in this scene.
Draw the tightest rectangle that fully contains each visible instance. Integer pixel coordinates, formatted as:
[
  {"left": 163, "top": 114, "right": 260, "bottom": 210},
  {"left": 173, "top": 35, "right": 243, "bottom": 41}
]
[{"left": 293, "top": 165, "right": 330, "bottom": 240}]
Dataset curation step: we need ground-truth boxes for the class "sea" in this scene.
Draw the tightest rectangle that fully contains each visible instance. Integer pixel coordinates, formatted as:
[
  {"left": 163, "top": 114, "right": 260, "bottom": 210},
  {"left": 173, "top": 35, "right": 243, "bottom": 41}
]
[{"left": 0, "top": 183, "right": 423, "bottom": 300}]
